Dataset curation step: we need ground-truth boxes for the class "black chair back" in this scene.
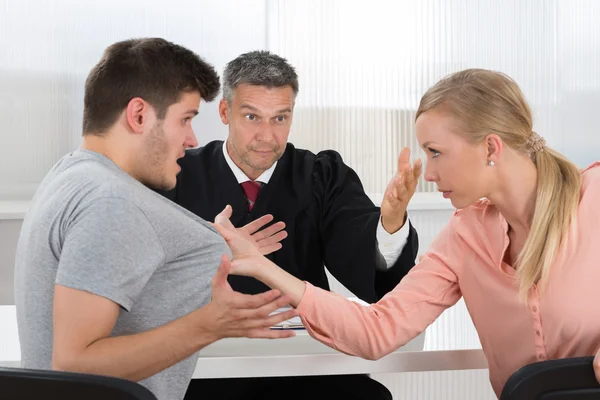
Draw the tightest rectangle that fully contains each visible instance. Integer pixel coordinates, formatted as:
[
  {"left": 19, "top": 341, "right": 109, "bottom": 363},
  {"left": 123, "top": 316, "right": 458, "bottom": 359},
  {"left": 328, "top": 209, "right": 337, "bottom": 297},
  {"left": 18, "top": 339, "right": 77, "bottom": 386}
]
[
  {"left": 0, "top": 367, "right": 158, "bottom": 400},
  {"left": 500, "top": 356, "right": 600, "bottom": 399}
]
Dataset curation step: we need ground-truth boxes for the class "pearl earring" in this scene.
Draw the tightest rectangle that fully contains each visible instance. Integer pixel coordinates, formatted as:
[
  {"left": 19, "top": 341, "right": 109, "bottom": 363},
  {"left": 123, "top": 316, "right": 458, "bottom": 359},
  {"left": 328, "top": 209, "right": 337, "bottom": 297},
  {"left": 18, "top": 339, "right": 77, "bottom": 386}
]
[{"left": 488, "top": 160, "right": 495, "bottom": 166}]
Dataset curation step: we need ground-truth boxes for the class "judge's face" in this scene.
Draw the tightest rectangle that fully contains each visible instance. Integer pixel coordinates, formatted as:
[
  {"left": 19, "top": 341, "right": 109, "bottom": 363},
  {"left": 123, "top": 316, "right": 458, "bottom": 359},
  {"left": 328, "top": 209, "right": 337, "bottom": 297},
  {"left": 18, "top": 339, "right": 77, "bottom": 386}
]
[
  {"left": 136, "top": 91, "right": 200, "bottom": 190},
  {"left": 416, "top": 109, "right": 490, "bottom": 209},
  {"left": 219, "top": 84, "right": 294, "bottom": 180}
]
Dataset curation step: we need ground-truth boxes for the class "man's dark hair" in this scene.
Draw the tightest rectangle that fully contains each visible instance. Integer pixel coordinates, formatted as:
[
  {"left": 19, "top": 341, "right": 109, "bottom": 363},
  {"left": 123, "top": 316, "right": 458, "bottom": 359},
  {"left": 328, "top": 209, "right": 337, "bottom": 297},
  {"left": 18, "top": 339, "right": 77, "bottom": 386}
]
[
  {"left": 222, "top": 50, "right": 298, "bottom": 104},
  {"left": 82, "top": 38, "right": 220, "bottom": 135}
]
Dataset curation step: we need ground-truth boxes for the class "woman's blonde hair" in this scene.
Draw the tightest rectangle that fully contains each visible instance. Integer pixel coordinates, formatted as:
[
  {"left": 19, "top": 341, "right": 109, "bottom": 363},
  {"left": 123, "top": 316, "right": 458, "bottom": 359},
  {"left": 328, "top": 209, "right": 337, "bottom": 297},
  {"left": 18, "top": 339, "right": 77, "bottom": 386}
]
[{"left": 416, "top": 69, "right": 581, "bottom": 299}]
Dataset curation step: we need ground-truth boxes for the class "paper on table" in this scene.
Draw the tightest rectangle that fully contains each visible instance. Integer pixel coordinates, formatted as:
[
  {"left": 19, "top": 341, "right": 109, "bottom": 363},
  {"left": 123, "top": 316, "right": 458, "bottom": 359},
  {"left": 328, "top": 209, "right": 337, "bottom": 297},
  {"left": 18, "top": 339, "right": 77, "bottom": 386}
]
[
  {"left": 270, "top": 308, "right": 304, "bottom": 330},
  {"left": 271, "top": 296, "right": 369, "bottom": 330}
]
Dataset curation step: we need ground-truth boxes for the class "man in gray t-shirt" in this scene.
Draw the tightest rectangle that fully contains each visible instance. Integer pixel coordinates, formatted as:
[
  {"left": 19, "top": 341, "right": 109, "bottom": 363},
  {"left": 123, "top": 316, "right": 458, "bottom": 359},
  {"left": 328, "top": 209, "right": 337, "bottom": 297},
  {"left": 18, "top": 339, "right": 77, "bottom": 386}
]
[
  {"left": 16, "top": 149, "right": 225, "bottom": 399},
  {"left": 14, "top": 38, "right": 295, "bottom": 400}
]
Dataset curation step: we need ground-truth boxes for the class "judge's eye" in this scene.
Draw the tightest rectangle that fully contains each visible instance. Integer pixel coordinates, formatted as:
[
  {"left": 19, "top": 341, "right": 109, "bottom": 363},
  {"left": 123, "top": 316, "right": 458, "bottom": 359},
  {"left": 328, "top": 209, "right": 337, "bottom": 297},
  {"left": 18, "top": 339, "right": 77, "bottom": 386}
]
[{"left": 245, "top": 114, "right": 257, "bottom": 121}]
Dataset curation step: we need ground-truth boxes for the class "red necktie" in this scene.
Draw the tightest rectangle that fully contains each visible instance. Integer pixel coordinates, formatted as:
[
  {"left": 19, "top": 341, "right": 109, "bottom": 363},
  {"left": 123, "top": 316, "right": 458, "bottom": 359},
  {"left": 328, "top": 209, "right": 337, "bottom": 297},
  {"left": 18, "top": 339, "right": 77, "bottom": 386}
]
[{"left": 241, "top": 181, "right": 262, "bottom": 211}]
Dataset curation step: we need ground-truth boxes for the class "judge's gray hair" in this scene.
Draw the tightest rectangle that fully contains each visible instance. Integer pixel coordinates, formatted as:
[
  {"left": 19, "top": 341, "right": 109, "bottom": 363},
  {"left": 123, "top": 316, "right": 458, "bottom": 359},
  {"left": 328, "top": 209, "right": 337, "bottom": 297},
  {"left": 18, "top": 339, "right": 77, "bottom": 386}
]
[{"left": 222, "top": 50, "right": 299, "bottom": 104}]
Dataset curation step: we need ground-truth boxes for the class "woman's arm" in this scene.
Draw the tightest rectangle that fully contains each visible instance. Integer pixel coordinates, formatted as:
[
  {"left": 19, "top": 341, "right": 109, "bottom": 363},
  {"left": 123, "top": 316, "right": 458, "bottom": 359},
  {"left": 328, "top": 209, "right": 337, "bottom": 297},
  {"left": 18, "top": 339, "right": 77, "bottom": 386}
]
[
  {"left": 214, "top": 217, "right": 464, "bottom": 360},
  {"left": 243, "top": 257, "right": 307, "bottom": 306}
]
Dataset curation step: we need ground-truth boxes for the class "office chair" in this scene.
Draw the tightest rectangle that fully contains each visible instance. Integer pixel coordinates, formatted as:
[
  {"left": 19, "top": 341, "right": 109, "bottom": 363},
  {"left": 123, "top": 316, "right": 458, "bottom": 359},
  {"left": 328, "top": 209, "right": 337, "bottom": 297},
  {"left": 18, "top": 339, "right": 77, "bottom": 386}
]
[
  {"left": 500, "top": 356, "right": 600, "bottom": 399},
  {"left": 0, "top": 366, "right": 157, "bottom": 400}
]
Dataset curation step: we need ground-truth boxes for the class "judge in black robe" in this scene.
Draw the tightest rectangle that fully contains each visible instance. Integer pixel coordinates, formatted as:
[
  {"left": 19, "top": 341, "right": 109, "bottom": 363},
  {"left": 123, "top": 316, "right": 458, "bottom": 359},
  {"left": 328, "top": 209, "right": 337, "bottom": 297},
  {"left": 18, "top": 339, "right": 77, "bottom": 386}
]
[
  {"left": 161, "top": 140, "right": 418, "bottom": 301},
  {"left": 157, "top": 49, "right": 422, "bottom": 400},
  {"left": 158, "top": 141, "right": 419, "bottom": 400}
]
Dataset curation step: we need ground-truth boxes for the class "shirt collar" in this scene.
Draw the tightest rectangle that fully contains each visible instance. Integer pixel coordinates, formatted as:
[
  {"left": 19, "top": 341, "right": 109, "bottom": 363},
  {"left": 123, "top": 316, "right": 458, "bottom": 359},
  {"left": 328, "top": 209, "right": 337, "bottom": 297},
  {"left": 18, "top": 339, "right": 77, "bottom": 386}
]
[{"left": 222, "top": 140, "right": 277, "bottom": 184}]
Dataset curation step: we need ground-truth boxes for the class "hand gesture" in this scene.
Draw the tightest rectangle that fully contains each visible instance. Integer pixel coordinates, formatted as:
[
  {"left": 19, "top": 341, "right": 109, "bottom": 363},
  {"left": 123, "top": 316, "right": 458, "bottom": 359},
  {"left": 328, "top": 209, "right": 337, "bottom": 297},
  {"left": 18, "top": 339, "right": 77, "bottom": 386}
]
[
  {"left": 215, "top": 205, "right": 287, "bottom": 255},
  {"left": 380, "top": 147, "right": 422, "bottom": 233},
  {"left": 213, "top": 219, "right": 266, "bottom": 279},
  {"left": 204, "top": 255, "right": 297, "bottom": 339}
]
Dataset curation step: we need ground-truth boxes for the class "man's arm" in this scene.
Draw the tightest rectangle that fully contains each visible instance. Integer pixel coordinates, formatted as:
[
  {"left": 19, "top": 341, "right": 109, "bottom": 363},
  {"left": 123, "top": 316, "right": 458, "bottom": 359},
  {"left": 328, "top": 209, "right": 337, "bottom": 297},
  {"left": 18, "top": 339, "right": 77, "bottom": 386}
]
[
  {"left": 52, "top": 256, "right": 296, "bottom": 382},
  {"left": 375, "top": 214, "right": 410, "bottom": 270},
  {"left": 372, "top": 148, "right": 422, "bottom": 293},
  {"left": 374, "top": 220, "right": 419, "bottom": 296},
  {"left": 376, "top": 147, "right": 422, "bottom": 268}
]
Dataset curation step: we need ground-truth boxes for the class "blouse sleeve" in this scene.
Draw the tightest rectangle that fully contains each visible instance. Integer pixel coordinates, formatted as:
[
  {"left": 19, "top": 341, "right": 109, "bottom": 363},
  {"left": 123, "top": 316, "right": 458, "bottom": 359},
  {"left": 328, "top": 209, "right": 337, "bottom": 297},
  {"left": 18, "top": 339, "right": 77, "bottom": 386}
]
[{"left": 296, "top": 215, "right": 465, "bottom": 360}]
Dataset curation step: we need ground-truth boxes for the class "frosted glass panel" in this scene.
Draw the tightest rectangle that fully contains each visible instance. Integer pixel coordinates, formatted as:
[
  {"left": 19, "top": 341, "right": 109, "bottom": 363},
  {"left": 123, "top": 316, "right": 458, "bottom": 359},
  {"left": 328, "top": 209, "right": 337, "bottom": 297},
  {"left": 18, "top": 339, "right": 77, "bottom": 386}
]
[
  {"left": 558, "top": 0, "right": 600, "bottom": 167},
  {"left": 267, "top": 0, "right": 600, "bottom": 194},
  {"left": 0, "top": 0, "right": 267, "bottom": 200}
]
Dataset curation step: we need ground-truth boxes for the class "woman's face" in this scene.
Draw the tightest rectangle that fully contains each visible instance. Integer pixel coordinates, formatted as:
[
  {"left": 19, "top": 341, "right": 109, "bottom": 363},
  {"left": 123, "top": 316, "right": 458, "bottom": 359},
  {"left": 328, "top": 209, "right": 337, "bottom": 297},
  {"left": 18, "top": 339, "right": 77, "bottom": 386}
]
[{"left": 416, "top": 109, "right": 491, "bottom": 209}]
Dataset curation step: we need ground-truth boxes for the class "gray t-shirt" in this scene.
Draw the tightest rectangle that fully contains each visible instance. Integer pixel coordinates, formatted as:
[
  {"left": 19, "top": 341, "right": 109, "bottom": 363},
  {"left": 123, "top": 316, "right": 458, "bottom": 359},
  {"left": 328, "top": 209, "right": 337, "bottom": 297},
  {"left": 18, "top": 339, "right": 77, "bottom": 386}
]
[{"left": 14, "top": 149, "right": 230, "bottom": 400}]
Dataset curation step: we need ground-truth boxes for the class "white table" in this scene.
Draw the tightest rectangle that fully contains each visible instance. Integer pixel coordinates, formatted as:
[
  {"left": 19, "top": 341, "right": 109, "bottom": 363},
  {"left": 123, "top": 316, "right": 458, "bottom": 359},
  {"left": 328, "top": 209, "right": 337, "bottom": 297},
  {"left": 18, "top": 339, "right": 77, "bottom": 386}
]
[
  {"left": 0, "top": 305, "right": 488, "bottom": 378},
  {"left": 0, "top": 306, "right": 20, "bottom": 368}
]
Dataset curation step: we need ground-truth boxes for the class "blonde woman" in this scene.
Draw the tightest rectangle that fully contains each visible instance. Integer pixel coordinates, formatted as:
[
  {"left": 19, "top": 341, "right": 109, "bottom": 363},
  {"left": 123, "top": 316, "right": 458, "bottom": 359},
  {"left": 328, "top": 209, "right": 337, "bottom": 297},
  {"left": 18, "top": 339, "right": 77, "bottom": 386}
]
[{"left": 214, "top": 69, "right": 600, "bottom": 397}]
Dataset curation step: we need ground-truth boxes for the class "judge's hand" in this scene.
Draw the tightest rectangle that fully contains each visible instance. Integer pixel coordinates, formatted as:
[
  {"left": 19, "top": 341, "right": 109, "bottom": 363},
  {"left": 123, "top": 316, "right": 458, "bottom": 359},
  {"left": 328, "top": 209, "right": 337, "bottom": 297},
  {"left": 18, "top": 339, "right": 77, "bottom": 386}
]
[
  {"left": 380, "top": 147, "right": 422, "bottom": 234},
  {"left": 214, "top": 218, "right": 307, "bottom": 307},
  {"left": 203, "top": 254, "right": 297, "bottom": 340},
  {"left": 214, "top": 205, "right": 287, "bottom": 255},
  {"left": 594, "top": 348, "right": 600, "bottom": 383}
]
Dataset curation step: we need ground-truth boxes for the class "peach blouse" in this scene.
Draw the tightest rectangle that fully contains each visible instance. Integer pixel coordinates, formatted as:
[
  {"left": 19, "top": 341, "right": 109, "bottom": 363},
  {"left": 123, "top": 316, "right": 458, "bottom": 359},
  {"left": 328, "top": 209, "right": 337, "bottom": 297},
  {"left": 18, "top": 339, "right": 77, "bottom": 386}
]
[{"left": 296, "top": 162, "right": 600, "bottom": 396}]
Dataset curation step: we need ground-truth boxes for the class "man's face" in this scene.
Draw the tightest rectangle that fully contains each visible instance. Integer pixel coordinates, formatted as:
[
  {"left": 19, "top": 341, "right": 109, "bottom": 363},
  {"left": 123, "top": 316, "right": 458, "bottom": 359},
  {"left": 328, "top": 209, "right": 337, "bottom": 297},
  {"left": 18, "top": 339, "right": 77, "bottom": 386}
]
[
  {"left": 220, "top": 84, "right": 294, "bottom": 179},
  {"left": 138, "top": 91, "right": 200, "bottom": 190}
]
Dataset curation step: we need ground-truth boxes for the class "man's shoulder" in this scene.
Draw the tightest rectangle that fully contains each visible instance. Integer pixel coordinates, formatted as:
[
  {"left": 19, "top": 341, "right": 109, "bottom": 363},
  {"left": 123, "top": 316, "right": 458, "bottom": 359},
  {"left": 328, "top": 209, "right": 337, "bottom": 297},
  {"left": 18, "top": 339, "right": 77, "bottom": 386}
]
[
  {"left": 54, "top": 177, "right": 137, "bottom": 219},
  {"left": 179, "top": 140, "right": 224, "bottom": 169},
  {"left": 47, "top": 155, "right": 135, "bottom": 201},
  {"left": 177, "top": 141, "right": 227, "bottom": 182},
  {"left": 287, "top": 143, "right": 349, "bottom": 171},
  {"left": 306, "top": 147, "right": 355, "bottom": 180},
  {"left": 285, "top": 143, "right": 347, "bottom": 168},
  {"left": 23, "top": 163, "right": 143, "bottom": 249},
  {"left": 280, "top": 144, "right": 364, "bottom": 198},
  {"left": 182, "top": 140, "right": 223, "bottom": 162}
]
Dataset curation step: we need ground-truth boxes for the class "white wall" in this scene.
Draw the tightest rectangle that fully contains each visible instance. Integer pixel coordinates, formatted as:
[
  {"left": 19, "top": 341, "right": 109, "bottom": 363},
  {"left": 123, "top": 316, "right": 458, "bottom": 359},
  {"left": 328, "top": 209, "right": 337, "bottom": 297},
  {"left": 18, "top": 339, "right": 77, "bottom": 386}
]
[
  {"left": 0, "top": 0, "right": 267, "bottom": 201},
  {"left": 0, "top": 220, "right": 21, "bottom": 304},
  {"left": 268, "top": 0, "right": 600, "bottom": 194}
]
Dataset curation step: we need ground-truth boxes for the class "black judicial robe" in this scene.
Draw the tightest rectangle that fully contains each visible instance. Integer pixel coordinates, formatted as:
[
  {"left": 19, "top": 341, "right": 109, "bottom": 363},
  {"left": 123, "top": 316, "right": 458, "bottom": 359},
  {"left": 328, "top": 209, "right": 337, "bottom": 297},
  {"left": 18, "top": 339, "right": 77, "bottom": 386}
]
[{"left": 160, "top": 140, "right": 418, "bottom": 303}]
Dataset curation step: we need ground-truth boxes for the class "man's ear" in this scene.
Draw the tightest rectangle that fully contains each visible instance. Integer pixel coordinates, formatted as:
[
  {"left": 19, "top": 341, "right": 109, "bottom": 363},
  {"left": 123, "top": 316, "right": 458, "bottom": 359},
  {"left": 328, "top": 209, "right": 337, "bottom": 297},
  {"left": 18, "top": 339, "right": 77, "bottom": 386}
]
[
  {"left": 485, "top": 133, "right": 504, "bottom": 165},
  {"left": 125, "top": 97, "right": 150, "bottom": 134},
  {"left": 219, "top": 98, "right": 230, "bottom": 125}
]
